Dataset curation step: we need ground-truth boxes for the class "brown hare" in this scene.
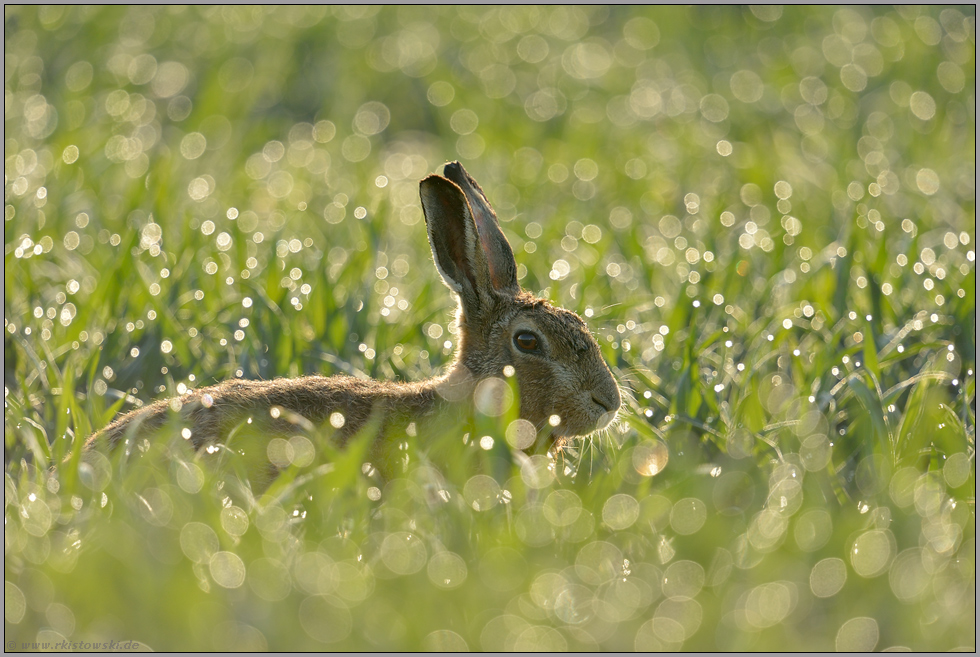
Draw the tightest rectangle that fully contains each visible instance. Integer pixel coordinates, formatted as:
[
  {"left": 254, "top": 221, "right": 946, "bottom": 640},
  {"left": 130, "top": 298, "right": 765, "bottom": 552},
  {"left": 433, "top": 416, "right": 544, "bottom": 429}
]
[{"left": 86, "top": 162, "right": 621, "bottom": 471}]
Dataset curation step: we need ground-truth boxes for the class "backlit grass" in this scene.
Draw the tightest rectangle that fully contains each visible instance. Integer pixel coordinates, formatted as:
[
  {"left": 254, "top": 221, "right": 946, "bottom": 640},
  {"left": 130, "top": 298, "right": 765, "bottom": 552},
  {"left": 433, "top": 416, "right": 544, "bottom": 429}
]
[{"left": 4, "top": 6, "right": 975, "bottom": 651}]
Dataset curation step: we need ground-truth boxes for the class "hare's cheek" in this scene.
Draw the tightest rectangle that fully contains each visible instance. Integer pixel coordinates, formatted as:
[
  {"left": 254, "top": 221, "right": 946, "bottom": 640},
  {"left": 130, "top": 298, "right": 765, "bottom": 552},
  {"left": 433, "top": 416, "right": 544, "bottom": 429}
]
[
  {"left": 515, "top": 362, "right": 556, "bottom": 396},
  {"left": 517, "top": 393, "right": 548, "bottom": 425}
]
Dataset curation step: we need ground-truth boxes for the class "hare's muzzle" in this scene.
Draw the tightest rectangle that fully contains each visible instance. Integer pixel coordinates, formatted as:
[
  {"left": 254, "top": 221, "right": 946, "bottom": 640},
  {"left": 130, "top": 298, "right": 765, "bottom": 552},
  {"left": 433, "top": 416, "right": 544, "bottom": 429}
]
[
  {"left": 591, "top": 385, "right": 621, "bottom": 431},
  {"left": 596, "top": 409, "right": 619, "bottom": 432},
  {"left": 595, "top": 406, "right": 619, "bottom": 431}
]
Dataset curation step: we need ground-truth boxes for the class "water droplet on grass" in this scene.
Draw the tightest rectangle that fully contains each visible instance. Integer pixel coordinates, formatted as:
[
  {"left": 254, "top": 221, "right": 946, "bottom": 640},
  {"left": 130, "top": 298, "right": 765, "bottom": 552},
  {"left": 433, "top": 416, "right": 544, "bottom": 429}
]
[
  {"left": 427, "top": 551, "right": 467, "bottom": 590},
  {"left": 810, "top": 557, "right": 847, "bottom": 597},
  {"left": 836, "top": 616, "right": 879, "bottom": 652},
  {"left": 602, "top": 494, "right": 640, "bottom": 530}
]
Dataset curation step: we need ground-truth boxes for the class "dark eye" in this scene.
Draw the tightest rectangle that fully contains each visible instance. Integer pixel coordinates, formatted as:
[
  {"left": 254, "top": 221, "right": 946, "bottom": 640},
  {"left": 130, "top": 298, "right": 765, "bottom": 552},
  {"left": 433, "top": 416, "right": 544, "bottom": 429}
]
[{"left": 514, "top": 332, "right": 539, "bottom": 352}]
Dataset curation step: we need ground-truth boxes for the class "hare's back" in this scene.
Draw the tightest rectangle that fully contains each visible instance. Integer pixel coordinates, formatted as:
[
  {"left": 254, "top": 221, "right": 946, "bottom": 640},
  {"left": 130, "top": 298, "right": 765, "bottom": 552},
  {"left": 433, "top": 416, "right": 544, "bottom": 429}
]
[{"left": 189, "top": 374, "right": 437, "bottom": 441}]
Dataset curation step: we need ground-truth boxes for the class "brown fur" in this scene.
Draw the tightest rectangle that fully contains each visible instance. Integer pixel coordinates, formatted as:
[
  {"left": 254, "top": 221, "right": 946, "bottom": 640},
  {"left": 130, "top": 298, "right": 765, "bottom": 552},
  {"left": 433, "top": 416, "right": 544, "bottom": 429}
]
[
  {"left": 88, "top": 375, "right": 443, "bottom": 450},
  {"left": 84, "top": 162, "right": 621, "bottom": 472}
]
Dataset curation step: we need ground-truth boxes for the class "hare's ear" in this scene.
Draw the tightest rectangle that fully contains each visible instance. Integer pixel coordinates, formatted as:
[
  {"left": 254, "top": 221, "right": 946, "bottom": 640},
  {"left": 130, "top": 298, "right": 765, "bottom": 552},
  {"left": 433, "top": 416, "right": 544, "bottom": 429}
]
[
  {"left": 442, "top": 162, "right": 520, "bottom": 296},
  {"left": 419, "top": 174, "right": 494, "bottom": 318}
]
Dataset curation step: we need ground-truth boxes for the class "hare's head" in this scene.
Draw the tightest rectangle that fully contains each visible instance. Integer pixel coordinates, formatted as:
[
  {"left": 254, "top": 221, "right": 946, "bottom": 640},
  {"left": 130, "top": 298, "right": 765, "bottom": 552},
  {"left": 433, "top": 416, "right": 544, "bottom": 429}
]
[{"left": 420, "top": 162, "right": 621, "bottom": 440}]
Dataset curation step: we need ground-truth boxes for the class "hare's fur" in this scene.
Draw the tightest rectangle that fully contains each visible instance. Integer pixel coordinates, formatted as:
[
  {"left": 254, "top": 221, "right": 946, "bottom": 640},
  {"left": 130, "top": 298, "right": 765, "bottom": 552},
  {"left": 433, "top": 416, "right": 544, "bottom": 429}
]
[{"left": 86, "top": 162, "right": 621, "bottom": 463}]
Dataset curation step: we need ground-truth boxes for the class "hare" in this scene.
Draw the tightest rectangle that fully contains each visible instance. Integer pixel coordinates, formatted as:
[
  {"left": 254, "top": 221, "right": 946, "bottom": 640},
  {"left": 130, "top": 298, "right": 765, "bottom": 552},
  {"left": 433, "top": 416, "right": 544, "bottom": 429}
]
[{"left": 85, "top": 162, "right": 621, "bottom": 471}]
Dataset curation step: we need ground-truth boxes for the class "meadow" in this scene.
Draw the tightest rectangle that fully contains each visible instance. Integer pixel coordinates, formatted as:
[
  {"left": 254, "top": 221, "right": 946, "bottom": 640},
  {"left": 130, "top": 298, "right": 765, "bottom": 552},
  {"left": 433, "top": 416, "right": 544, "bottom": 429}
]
[{"left": 4, "top": 5, "right": 976, "bottom": 651}]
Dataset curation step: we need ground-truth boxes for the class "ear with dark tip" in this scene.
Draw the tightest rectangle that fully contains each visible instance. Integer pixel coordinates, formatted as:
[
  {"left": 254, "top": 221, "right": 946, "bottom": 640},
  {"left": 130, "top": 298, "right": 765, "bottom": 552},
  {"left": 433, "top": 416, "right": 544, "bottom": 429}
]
[
  {"left": 442, "top": 162, "right": 520, "bottom": 295},
  {"left": 419, "top": 174, "right": 490, "bottom": 315}
]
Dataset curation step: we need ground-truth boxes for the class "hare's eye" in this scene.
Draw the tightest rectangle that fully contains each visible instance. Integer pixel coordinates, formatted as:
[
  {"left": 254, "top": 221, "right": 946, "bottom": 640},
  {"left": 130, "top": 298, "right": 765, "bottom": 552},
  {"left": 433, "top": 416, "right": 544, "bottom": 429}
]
[{"left": 515, "top": 332, "right": 539, "bottom": 352}]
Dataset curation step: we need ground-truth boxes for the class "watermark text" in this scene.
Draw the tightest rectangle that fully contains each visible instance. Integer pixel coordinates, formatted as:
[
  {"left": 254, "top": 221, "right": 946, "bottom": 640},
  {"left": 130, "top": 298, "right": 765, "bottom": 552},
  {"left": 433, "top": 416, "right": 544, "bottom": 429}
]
[{"left": 7, "top": 639, "right": 144, "bottom": 652}]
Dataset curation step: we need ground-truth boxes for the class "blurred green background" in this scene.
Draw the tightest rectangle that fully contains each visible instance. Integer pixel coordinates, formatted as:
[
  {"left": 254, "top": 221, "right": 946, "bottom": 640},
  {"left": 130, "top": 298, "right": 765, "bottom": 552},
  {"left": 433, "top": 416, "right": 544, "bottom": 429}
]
[{"left": 4, "top": 5, "right": 975, "bottom": 651}]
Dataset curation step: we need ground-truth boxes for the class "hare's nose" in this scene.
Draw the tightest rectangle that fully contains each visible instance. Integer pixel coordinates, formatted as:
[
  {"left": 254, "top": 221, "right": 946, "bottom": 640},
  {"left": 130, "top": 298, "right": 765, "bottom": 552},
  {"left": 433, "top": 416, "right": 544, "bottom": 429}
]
[
  {"left": 591, "top": 380, "right": 622, "bottom": 414},
  {"left": 591, "top": 392, "right": 617, "bottom": 413}
]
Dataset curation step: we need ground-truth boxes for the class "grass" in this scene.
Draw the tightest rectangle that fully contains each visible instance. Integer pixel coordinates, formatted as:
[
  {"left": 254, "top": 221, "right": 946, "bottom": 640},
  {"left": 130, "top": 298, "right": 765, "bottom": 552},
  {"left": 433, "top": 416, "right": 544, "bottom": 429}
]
[{"left": 4, "top": 5, "right": 976, "bottom": 651}]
